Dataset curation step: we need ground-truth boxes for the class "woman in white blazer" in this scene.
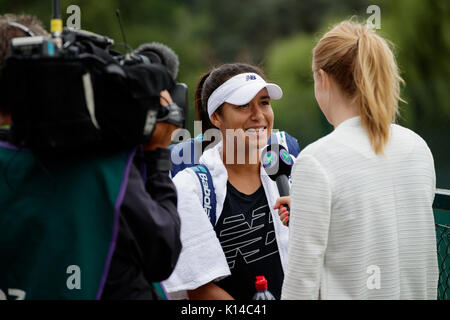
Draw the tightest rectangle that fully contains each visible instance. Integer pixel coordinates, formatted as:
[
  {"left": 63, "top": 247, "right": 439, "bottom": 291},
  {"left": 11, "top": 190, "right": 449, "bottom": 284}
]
[
  {"left": 277, "top": 21, "right": 438, "bottom": 299},
  {"left": 163, "top": 63, "right": 290, "bottom": 299}
]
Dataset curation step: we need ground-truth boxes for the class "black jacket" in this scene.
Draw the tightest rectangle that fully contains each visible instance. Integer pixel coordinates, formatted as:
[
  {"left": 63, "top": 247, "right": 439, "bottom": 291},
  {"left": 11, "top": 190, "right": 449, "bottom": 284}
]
[{"left": 101, "top": 148, "right": 182, "bottom": 300}]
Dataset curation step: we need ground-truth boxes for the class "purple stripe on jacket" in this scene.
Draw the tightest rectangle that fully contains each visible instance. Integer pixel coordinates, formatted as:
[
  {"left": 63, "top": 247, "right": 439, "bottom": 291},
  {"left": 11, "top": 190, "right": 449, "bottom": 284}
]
[{"left": 96, "top": 149, "right": 136, "bottom": 300}]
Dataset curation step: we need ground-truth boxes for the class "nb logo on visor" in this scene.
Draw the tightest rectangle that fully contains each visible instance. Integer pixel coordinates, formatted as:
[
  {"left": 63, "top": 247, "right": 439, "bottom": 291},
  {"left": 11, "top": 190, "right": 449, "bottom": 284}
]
[{"left": 246, "top": 75, "right": 257, "bottom": 81}]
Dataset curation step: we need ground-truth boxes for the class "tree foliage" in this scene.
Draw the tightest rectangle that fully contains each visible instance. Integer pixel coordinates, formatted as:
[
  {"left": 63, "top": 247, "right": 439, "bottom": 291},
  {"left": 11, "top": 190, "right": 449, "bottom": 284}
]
[{"left": 1, "top": 0, "right": 449, "bottom": 186}]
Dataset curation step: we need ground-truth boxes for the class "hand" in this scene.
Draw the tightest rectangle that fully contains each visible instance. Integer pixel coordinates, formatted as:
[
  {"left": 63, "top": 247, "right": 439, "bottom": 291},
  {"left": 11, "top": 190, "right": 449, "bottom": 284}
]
[
  {"left": 274, "top": 196, "right": 291, "bottom": 227},
  {"left": 142, "top": 90, "right": 180, "bottom": 151},
  {"left": 188, "top": 282, "right": 234, "bottom": 300}
]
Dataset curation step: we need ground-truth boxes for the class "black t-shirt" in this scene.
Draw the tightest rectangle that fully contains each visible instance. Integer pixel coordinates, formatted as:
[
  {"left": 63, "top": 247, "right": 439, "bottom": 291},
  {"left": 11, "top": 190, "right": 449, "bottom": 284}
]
[{"left": 214, "top": 181, "right": 284, "bottom": 300}]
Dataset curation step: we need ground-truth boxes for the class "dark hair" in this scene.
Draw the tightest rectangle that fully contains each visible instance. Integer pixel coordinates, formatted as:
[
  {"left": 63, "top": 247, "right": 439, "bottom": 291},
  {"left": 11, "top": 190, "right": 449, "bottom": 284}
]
[
  {"left": 0, "top": 14, "right": 49, "bottom": 114},
  {"left": 194, "top": 63, "right": 267, "bottom": 134}
]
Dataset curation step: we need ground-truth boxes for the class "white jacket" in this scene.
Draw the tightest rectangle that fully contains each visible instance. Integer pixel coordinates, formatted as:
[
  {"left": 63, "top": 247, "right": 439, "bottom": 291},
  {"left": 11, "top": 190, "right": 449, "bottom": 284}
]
[
  {"left": 163, "top": 141, "right": 290, "bottom": 298},
  {"left": 282, "top": 116, "right": 438, "bottom": 300}
]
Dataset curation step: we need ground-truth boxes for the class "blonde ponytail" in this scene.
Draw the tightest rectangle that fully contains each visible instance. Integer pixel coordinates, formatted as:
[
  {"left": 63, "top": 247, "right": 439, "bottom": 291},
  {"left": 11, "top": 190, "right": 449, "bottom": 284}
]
[{"left": 313, "top": 21, "right": 404, "bottom": 154}]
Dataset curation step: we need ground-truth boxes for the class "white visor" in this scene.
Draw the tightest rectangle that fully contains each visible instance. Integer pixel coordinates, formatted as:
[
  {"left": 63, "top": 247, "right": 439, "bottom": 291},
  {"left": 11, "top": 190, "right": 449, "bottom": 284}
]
[{"left": 207, "top": 72, "right": 283, "bottom": 118}]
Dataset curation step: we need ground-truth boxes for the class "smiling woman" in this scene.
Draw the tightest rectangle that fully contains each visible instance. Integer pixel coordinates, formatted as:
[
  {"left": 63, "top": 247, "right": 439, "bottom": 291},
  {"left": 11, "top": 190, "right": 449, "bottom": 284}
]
[
  {"left": 162, "top": 63, "right": 292, "bottom": 300},
  {"left": 214, "top": 86, "right": 274, "bottom": 167}
]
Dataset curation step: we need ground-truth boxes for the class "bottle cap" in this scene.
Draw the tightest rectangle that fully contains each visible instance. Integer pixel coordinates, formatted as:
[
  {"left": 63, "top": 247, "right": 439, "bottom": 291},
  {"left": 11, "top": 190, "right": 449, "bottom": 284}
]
[{"left": 255, "top": 275, "right": 268, "bottom": 291}]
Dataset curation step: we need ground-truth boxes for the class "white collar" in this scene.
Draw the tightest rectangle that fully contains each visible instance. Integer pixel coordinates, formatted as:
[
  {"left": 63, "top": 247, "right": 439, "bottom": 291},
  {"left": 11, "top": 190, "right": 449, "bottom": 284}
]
[{"left": 335, "top": 116, "right": 362, "bottom": 130}]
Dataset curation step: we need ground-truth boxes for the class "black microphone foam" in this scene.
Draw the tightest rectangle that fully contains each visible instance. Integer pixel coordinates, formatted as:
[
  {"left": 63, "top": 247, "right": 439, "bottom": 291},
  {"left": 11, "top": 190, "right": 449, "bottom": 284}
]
[
  {"left": 262, "top": 144, "right": 293, "bottom": 225},
  {"left": 135, "top": 42, "right": 179, "bottom": 80},
  {"left": 261, "top": 143, "right": 294, "bottom": 182}
]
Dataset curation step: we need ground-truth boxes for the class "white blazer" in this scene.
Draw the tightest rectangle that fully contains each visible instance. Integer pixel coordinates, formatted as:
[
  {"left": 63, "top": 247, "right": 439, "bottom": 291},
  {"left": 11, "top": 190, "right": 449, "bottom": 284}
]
[
  {"left": 163, "top": 141, "right": 290, "bottom": 298},
  {"left": 282, "top": 116, "right": 438, "bottom": 300}
]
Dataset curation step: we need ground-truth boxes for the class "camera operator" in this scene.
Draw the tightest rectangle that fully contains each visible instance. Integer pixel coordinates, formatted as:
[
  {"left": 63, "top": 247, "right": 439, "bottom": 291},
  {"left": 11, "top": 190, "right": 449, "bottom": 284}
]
[
  {"left": 101, "top": 90, "right": 182, "bottom": 300},
  {"left": 0, "top": 14, "right": 182, "bottom": 300}
]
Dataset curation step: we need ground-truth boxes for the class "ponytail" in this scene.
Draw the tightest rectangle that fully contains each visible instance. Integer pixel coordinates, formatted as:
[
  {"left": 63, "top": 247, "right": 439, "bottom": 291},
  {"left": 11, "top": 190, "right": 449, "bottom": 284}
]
[
  {"left": 194, "top": 71, "right": 212, "bottom": 133},
  {"left": 313, "top": 21, "right": 404, "bottom": 155},
  {"left": 353, "top": 29, "right": 404, "bottom": 154}
]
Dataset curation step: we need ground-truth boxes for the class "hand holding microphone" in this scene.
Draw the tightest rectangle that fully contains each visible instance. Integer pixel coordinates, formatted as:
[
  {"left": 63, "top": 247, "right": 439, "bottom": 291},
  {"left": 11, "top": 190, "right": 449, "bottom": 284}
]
[
  {"left": 261, "top": 143, "right": 294, "bottom": 226},
  {"left": 274, "top": 196, "right": 291, "bottom": 226}
]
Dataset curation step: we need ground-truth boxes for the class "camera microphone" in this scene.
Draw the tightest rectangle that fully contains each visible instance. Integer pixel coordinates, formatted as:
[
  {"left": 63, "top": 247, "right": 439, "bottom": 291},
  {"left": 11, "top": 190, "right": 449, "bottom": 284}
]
[
  {"left": 135, "top": 42, "right": 179, "bottom": 80},
  {"left": 115, "top": 9, "right": 186, "bottom": 128}
]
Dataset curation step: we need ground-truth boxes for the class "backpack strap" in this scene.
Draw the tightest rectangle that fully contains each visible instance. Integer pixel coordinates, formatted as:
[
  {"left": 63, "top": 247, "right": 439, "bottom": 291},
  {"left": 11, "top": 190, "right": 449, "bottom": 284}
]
[
  {"left": 191, "top": 164, "right": 217, "bottom": 227},
  {"left": 269, "top": 130, "right": 289, "bottom": 152},
  {"left": 268, "top": 130, "right": 301, "bottom": 158},
  {"left": 284, "top": 132, "right": 301, "bottom": 158},
  {"left": 169, "top": 136, "right": 202, "bottom": 178},
  {"left": 276, "top": 131, "right": 288, "bottom": 151}
]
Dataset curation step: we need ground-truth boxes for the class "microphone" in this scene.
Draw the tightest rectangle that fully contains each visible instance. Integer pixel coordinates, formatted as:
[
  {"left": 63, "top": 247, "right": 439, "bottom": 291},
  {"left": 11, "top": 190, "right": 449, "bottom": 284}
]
[
  {"left": 114, "top": 11, "right": 179, "bottom": 79},
  {"left": 134, "top": 42, "right": 179, "bottom": 80},
  {"left": 262, "top": 143, "right": 294, "bottom": 218}
]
